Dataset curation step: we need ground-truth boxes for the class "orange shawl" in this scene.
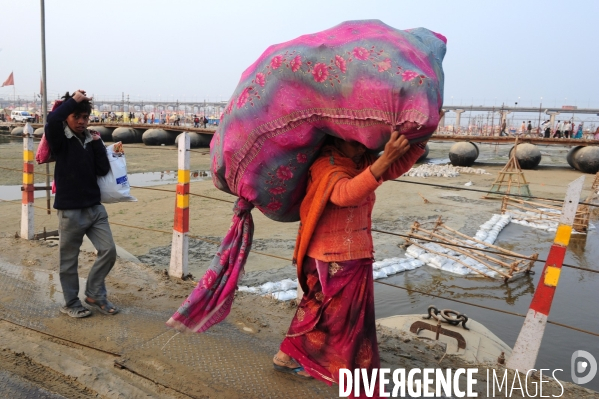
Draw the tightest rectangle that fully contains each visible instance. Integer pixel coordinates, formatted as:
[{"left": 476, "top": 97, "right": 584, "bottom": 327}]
[{"left": 293, "top": 146, "right": 373, "bottom": 292}]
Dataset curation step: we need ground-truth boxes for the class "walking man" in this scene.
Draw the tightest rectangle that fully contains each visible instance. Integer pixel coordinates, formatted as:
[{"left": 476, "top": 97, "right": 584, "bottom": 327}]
[
  {"left": 553, "top": 120, "right": 563, "bottom": 138},
  {"left": 542, "top": 120, "right": 551, "bottom": 138},
  {"left": 45, "top": 89, "right": 119, "bottom": 318},
  {"left": 563, "top": 120, "right": 571, "bottom": 139},
  {"left": 526, "top": 121, "right": 532, "bottom": 137},
  {"left": 500, "top": 120, "right": 507, "bottom": 136}
]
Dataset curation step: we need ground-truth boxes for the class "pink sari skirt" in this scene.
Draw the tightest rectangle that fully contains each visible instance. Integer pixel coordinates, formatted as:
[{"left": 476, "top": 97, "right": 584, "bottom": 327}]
[{"left": 280, "top": 256, "right": 380, "bottom": 389}]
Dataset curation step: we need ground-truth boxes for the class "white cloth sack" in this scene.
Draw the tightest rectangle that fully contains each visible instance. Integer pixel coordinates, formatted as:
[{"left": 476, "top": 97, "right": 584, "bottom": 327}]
[{"left": 97, "top": 143, "right": 137, "bottom": 203}]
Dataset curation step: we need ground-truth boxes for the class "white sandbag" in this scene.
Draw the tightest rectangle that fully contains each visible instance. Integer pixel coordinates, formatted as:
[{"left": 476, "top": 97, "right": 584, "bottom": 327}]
[
  {"left": 279, "top": 278, "right": 298, "bottom": 291},
  {"left": 406, "top": 245, "right": 425, "bottom": 258},
  {"left": 268, "top": 290, "right": 297, "bottom": 301},
  {"left": 373, "top": 259, "right": 394, "bottom": 270},
  {"left": 97, "top": 143, "right": 137, "bottom": 203},
  {"left": 474, "top": 231, "right": 487, "bottom": 240},
  {"left": 373, "top": 270, "right": 388, "bottom": 279},
  {"left": 259, "top": 281, "right": 277, "bottom": 293},
  {"left": 406, "top": 259, "right": 424, "bottom": 269},
  {"left": 418, "top": 253, "right": 435, "bottom": 263},
  {"left": 237, "top": 286, "right": 259, "bottom": 293},
  {"left": 443, "top": 262, "right": 470, "bottom": 275},
  {"left": 391, "top": 263, "right": 407, "bottom": 273},
  {"left": 429, "top": 255, "right": 450, "bottom": 269},
  {"left": 381, "top": 266, "right": 396, "bottom": 275},
  {"left": 423, "top": 242, "right": 447, "bottom": 254}
]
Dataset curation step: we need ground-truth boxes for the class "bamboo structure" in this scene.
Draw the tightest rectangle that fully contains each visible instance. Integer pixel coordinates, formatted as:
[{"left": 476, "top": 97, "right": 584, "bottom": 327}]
[
  {"left": 406, "top": 218, "right": 537, "bottom": 282},
  {"left": 572, "top": 172, "right": 599, "bottom": 233},
  {"left": 500, "top": 187, "right": 593, "bottom": 233},
  {"left": 483, "top": 137, "right": 532, "bottom": 199}
]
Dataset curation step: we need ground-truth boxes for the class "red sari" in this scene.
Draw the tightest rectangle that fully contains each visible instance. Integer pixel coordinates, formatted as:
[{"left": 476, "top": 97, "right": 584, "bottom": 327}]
[{"left": 280, "top": 256, "right": 379, "bottom": 394}]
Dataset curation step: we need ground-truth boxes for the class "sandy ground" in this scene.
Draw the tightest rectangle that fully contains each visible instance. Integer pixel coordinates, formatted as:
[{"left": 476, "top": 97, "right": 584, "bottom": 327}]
[{"left": 0, "top": 137, "right": 598, "bottom": 397}]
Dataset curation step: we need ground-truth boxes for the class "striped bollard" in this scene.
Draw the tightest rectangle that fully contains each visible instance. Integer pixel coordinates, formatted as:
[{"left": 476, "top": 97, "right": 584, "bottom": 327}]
[
  {"left": 21, "top": 123, "right": 35, "bottom": 240},
  {"left": 169, "top": 133, "right": 190, "bottom": 278},
  {"left": 506, "top": 175, "right": 585, "bottom": 371}
]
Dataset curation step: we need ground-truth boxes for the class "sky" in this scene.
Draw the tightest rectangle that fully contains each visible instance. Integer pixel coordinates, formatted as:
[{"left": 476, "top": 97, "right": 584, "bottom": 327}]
[{"left": 1, "top": 0, "right": 598, "bottom": 109}]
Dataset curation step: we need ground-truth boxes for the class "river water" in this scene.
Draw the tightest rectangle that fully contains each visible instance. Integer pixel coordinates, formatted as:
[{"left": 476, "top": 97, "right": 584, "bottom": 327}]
[
  {"left": 374, "top": 142, "right": 598, "bottom": 391},
  {"left": 1, "top": 134, "right": 597, "bottom": 391},
  {"left": 374, "top": 223, "right": 598, "bottom": 391}
]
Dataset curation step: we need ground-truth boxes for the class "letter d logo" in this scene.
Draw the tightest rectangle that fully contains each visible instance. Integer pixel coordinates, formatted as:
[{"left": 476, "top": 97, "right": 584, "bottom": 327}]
[{"left": 571, "top": 350, "right": 597, "bottom": 385}]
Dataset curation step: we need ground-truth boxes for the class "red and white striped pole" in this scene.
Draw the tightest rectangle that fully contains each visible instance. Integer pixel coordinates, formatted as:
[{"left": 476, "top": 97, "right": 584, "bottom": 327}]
[
  {"left": 507, "top": 175, "right": 585, "bottom": 371},
  {"left": 169, "top": 133, "right": 190, "bottom": 278},
  {"left": 21, "top": 123, "right": 35, "bottom": 240}
]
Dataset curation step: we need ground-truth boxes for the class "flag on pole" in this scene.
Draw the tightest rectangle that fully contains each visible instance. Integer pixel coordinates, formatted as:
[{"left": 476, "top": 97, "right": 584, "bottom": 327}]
[{"left": 1, "top": 72, "right": 14, "bottom": 87}]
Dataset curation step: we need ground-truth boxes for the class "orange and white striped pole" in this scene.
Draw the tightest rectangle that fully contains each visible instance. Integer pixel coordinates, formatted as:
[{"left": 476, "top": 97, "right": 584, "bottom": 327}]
[
  {"left": 169, "top": 132, "right": 190, "bottom": 278},
  {"left": 21, "top": 123, "right": 35, "bottom": 240},
  {"left": 507, "top": 175, "right": 585, "bottom": 372}
]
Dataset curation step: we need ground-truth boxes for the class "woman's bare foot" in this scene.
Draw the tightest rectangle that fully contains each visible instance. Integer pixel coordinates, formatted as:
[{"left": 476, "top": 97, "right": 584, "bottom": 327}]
[{"left": 273, "top": 350, "right": 311, "bottom": 377}]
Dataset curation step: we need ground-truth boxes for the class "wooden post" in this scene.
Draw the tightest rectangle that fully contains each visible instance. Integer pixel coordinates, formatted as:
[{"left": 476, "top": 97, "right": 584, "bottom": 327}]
[
  {"left": 169, "top": 133, "right": 190, "bottom": 278},
  {"left": 507, "top": 176, "right": 585, "bottom": 372},
  {"left": 21, "top": 123, "right": 35, "bottom": 240}
]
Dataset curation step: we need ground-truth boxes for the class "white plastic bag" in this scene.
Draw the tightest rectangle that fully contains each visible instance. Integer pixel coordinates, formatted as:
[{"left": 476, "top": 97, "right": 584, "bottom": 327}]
[{"left": 97, "top": 142, "right": 137, "bottom": 203}]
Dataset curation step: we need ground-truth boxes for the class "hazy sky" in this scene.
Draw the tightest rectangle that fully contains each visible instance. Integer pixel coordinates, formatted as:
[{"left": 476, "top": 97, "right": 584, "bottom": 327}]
[{"left": 1, "top": 0, "right": 598, "bottom": 108}]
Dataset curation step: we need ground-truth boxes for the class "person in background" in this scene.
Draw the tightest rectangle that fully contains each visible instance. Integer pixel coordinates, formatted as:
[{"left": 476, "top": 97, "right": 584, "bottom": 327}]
[
  {"left": 526, "top": 121, "right": 532, "bottom": 137},
  {"left": 273, "top": 130, "right": 426, "bottom": 391},
  {"left": 574, "top": 123, "right": 583, "bottom": 139},
  {"left": 45, "top": 89, "right": 119, "bottom": 318},
  {"left": 594, "top": 126, "right": 599, "bottom": 140},
  {"left": 553, "top": 120, "right": 563, "bottom": 138},
  {"left": 542, "top": 120, "right": 551, "bottom": 138},
  {"left": 563, "top": 120, "right": 571, "bottom": 139},
  {"left": 500, "top": 120, "right": 507, "bottom": 136},
  {"left": 520, "top": 121, "right": 526, "bottom": 134}
]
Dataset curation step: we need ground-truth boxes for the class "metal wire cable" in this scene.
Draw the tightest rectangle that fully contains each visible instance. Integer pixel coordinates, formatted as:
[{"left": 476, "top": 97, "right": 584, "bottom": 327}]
[
  {"left": 107, "top": 220, "right": 599, "bottom": 337},
  {"left": 108, "top": 221, "right": 293, "bottom": 263},
  {"left": 0, "top": 197, "right": 51, "bottom": 212},
  {"left": 1, "top": 174, "right": 595, "bottom": 274},
  {"left": 371, "top": 228, "right": 599, "bottom": 275},
  {"left": 374, "top": 280, "right": 599, "bottom": 337},
  {"left": 392, "top": 178, "right": 599, "bottom": 208},
  {"left": 0, "top": 165, "right": 53, "bottom": 177},
  {"left": 1, "top": 193, "right": 591, "bottom": 338},
  {"left": 129, "top": 185, "right": 235, "bottom": 204}
]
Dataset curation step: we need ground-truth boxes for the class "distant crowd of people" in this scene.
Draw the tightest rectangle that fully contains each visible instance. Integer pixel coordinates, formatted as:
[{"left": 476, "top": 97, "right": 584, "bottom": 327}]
[
  {"left": 498, "top": 119, "right": 586, "bottom": 139},
  {"left": 437, "top": 119, "right": 599, "bottom": 139},
  {"left": 96, "top": 112, "right": 210, "bottom": 128}
]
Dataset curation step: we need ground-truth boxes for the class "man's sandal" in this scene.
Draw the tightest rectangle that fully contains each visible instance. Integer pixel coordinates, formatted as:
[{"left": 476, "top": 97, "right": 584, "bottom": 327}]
[
  {"left": 273, "top": 355, "right": 312, "bottom": 378},
  {"left": 60, "top": 306, "right": 91, "bottom": 318},
  {"left": 85, "top": 298, "right": 119, "bottom": 315}
]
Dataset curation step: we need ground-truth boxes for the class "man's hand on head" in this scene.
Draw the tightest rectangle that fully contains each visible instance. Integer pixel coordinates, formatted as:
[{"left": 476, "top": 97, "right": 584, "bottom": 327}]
[{"left": 72, "top": 90, "right": 92, "bottom": 103}]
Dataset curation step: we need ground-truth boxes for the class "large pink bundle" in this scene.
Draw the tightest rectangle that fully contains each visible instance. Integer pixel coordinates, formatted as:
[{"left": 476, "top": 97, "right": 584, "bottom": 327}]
[
  {"left": 211, "top": 20, "right": 446, "bottom": 222},
  {"left": 168, "top": 21, "right": 446, "bottom": 333}
]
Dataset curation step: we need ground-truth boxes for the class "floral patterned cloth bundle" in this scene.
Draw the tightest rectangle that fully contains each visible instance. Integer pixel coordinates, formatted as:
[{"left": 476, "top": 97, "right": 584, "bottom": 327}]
[{"left": 210, "top": 20, "right": 447, "bottom": 222}]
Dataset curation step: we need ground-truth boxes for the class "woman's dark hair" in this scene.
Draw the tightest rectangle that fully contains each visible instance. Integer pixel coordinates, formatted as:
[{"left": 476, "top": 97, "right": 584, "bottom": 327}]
[
  {"left": 322, "top": 133, "right": 338, "bottom": 147},
  {"left": 62, "top": 91, "right": 92, "bottom": 115}
]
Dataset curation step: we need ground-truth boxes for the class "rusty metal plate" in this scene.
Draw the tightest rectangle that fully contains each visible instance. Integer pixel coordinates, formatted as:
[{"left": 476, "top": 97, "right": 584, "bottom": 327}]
[
  {"left": 0, "top": 261, "right": 339, "bottom": 398},
  {"left": 0, "top": 371, "right": 67, "bottom": 399}
]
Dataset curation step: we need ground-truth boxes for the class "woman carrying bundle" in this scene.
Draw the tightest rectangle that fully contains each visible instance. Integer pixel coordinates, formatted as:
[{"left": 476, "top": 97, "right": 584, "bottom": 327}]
[{"left": 272, "top": 130, "right": 426, "bottom": 387}]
